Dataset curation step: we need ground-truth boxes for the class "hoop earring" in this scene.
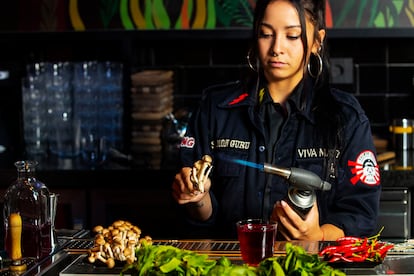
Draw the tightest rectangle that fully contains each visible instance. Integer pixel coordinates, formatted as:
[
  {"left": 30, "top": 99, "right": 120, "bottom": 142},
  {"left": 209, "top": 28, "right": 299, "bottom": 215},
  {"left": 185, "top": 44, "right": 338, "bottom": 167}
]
[
  {"left": 307, "top": 52, "right": 323, "bottom": 78},
  {"left": 246, "top": 49, "right": 258, "bottom": 72}
]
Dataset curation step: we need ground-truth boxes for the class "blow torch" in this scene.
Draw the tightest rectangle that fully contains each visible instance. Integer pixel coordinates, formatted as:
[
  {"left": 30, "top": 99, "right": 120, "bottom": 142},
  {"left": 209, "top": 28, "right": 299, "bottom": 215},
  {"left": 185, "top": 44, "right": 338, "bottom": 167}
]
[
  {"left": 263, "top": 163, "right": 332, "bottom": 219},
  {"left": 231, "top": 159, "right": 332, "bottom": 219}
]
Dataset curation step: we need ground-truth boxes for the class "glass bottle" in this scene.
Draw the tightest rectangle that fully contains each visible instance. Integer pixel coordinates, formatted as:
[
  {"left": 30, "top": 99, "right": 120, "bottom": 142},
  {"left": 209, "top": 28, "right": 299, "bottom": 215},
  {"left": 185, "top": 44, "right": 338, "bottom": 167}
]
[{"left": 3, "top": 160, "right": 51, "bottom": 260}]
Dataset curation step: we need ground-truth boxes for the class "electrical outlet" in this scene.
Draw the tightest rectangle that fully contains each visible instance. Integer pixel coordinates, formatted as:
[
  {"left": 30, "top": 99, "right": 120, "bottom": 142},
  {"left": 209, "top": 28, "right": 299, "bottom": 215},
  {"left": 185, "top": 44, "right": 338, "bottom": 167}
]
[{"left": 330, "top": 58, "right": 354, "bottom": 84}]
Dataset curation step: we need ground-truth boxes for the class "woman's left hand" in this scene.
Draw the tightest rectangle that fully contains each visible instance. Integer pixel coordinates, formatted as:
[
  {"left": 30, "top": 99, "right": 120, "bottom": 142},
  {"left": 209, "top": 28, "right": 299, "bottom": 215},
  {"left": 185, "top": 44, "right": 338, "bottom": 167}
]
[{"left": 270, "top": 200, "right": 324, "bottom": 241}]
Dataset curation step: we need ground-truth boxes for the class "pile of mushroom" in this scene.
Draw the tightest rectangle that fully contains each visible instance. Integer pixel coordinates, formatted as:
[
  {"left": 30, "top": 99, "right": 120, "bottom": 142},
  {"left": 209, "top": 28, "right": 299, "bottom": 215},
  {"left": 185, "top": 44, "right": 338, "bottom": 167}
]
[{"left": 87, "top": 220, "right": 152, "bottom": 268}]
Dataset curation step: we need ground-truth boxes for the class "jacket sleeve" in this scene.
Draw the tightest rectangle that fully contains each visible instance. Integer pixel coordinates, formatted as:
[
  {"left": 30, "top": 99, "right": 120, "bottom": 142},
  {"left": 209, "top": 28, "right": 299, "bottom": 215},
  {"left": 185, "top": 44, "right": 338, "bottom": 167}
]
[
  {"left": 177, "top": 92, "right": 220, "bottom": 230},
  {"left": 319, "top": 105, "right": 381, "bottom": 237},
  {"left": 179, "top": 90, "right": 214, "bottom": 167}
]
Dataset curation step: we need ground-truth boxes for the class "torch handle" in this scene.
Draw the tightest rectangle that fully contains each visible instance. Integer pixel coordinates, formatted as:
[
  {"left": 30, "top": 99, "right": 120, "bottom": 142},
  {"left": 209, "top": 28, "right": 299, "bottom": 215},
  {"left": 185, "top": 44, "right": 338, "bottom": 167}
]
[
  {"left": 289, "top": 168, "right": 332, "bottom": 191},
  {"left": 263, "top": 164, "right": 331, "bottom": 191}
]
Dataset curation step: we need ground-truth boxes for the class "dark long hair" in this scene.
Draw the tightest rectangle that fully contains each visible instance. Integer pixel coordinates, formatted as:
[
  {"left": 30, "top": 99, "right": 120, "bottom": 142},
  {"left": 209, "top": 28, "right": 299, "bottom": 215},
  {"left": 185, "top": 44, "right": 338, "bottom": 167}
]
[{"left": 248, "top": 0, "right": 344, "bottom": 151}]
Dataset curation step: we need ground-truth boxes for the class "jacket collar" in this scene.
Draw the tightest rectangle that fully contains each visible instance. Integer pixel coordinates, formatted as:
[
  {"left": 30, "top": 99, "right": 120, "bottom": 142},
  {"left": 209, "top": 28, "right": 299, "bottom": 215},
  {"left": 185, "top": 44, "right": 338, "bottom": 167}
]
[
  {"left": 216, "top": 77, "right": 316, "bottom": 124},
  {"left": 217, "top": 80, "right": 258, "bottom": 108}
]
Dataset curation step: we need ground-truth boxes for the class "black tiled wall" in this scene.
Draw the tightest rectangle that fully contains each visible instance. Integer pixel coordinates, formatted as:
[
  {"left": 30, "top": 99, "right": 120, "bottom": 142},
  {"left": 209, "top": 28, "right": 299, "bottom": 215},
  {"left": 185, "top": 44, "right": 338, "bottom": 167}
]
[
  {"left": 130, "top": 32, "right": 414, "bottom": 143},
  {"left": 0, "top": 30, "right": 413, "bottom": 160},
  {"left": 329, "top": 37, "right": 414, "bottom": 138}
]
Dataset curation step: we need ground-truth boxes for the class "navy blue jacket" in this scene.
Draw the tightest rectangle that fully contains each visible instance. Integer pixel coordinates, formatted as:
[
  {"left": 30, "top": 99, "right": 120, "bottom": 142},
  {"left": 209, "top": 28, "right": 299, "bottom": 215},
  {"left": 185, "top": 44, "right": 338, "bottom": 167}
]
[{"left": 178, "top": 79, "right": 381, "bottom": 239}]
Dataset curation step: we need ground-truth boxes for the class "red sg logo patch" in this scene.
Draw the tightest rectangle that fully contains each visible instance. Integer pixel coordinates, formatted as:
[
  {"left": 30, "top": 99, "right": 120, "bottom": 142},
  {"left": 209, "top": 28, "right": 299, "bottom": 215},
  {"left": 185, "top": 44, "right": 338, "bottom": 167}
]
[
  {"left": 348, "top": 150, "right": 380, "bottom": 186},
  {"left": 180, "top": 136, "right": 195, "bottom": 148}
]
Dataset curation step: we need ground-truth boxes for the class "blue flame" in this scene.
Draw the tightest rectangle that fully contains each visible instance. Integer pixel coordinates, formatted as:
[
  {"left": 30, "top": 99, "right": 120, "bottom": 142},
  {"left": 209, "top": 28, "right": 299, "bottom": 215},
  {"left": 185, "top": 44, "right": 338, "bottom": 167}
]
[{"left": 232, "top": 159, "right": 264, "bottom": 171}]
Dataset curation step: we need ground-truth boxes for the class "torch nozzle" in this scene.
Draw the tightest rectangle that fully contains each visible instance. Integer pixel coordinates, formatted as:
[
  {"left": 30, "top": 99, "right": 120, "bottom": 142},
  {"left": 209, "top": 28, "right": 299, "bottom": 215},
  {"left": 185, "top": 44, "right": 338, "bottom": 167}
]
[
  {"left": 263, "top": 163, "right": 331, "bottom": 191},
  {"left": 263, "top": 163, "right": 291, "bottom": 178}
]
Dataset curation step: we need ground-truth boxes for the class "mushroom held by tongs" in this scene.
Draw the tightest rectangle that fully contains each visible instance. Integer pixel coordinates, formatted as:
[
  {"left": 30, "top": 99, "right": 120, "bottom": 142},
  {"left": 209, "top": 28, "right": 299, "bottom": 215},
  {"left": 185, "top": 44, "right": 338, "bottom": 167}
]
[{"left": 190, "top": 155, "right": 213, "bottom": 193}]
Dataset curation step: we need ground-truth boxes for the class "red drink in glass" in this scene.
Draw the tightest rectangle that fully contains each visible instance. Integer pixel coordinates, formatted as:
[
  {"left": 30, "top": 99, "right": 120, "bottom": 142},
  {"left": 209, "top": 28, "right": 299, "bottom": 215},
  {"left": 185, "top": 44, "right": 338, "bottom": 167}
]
[{"left": 236, "top": 219, "right": 277, "bottom": 266}]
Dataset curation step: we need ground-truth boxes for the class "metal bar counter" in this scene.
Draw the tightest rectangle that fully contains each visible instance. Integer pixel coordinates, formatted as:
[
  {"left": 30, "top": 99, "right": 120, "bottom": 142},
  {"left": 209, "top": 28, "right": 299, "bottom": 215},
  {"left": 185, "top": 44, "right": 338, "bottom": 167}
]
[{"left": 9, "top": 237, "right": 409, "bottom": 276}]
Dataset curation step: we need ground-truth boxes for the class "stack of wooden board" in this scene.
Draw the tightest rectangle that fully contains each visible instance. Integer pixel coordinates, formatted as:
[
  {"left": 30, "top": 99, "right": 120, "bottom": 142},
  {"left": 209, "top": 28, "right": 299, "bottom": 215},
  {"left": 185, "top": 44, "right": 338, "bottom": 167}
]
[{"left": 130, "top": 70, "right": 174, "bottom": 169}]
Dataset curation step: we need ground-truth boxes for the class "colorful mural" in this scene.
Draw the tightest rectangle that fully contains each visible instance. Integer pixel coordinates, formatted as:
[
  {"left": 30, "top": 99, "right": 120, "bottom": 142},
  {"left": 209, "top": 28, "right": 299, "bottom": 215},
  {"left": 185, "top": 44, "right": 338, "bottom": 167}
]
[
  {"left": 67, "top": 0, "right": 256, "bottom": 30},
  {"left": 3, "top": 0, "right": 414, "bottom": 32},
  {"left": 329, "top": 0, "right": 414, "bottom": 27}
]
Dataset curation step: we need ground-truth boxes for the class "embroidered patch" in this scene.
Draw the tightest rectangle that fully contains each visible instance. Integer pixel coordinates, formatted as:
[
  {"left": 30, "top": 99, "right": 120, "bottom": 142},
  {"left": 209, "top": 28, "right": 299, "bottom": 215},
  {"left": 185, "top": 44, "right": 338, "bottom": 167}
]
[
  {"left": 180, "top": 136, "right": 195, "bottom": 148},
  {"left": 348, "top": 150, "right": 380, "bottom": 186},
  {"left": 228, "top": 93, "right": 248, "bottom": 105}
]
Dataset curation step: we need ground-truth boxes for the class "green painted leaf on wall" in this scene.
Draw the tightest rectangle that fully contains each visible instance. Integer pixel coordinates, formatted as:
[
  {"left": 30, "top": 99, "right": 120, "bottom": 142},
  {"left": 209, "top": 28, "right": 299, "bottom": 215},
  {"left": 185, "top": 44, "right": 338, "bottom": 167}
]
[
  {"left": 100, "top": 0, "right": 119, "bottom": 28},
  {"left": 215, "top": 0, "right": 253, "bottom": 27}
]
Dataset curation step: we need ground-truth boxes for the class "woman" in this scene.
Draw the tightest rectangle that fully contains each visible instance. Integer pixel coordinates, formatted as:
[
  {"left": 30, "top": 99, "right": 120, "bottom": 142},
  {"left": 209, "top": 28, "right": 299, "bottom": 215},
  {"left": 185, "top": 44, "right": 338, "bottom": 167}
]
[{"left": 172, "top": 0, "right": 381, "bottom": 241}]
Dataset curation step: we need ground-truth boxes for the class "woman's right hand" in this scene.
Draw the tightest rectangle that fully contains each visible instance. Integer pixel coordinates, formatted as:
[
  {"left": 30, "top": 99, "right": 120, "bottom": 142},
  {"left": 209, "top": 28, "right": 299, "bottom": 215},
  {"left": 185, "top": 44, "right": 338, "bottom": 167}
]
[{"left": 172, "top": 167, "right": 211, "bottom": 205}]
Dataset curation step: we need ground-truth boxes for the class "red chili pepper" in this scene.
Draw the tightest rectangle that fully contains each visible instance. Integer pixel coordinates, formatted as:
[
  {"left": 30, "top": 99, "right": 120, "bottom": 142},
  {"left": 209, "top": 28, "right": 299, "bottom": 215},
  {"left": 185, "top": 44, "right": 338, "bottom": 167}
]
[
  {"left": 319, "top": 245, "right": 339, "bottom": 256},
  {"left": 341, "top": 244, "right": 370, "bottom": 257},
  {"left": 322, "top": 231, "right": 393, "bottom": 264},
  {"left": 336, "top": 255, "right": 354, "bottom": 262},
  {"left": 327, "top": 255, "right": 342, "bottom": 262},
  {"left": 361, "top": 237, "right": 369, "bottom": 246},
  {"left": 322, "top": 252, "right": 342, "bottom": 262},
  {"left": 336, "top": 236, "right": 362, "bottom": 245},
  {"left": 321, "top": 237, "right": 378, "bottom": 263},
  {"left": 348, "top": 251, "right": 370, "bottom": 262},
  {"left": 319, "top": 243, "right": 355, "bottom": 256},
  {"left": 376, "top": 244, "right": 394, "bottom": 259},
  {"left": 332, "top": 253, "right": 366, "bottom": 263}
]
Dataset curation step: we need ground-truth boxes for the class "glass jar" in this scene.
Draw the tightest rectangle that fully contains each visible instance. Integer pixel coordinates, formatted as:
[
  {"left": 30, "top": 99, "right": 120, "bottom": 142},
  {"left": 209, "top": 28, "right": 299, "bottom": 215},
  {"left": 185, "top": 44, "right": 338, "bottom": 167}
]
[{"left": 3, "top": 160, "right": 51, "bottom": 260}]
